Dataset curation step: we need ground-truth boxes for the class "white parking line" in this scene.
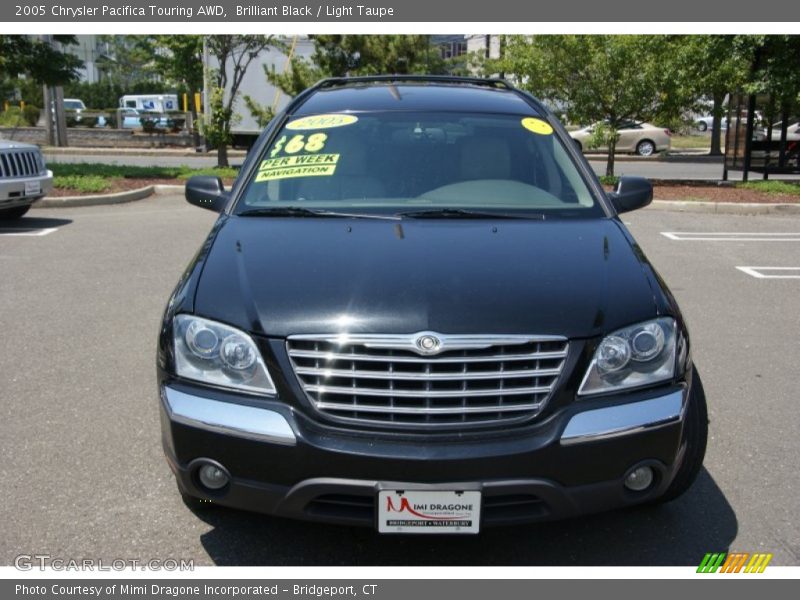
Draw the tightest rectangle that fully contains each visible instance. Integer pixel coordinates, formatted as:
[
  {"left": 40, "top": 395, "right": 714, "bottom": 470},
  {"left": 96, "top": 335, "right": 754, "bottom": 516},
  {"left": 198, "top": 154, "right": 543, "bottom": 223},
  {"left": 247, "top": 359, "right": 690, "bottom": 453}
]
[
  {"left": 736, "top": 267, "right": 800, "bottom": 279},
  {"left": 0, "top": 228, "right": 58, "bottom": 237},
  {"left": 662, "top": 232, "right": 800, "bottom": 241}
]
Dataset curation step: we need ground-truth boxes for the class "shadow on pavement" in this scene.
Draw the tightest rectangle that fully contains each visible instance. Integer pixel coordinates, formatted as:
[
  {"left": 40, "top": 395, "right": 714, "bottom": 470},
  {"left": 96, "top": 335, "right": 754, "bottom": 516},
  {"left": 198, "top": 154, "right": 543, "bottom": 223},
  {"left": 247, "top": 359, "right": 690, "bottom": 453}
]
[
  {"left": 193, "top": 468, "right": 735, "bottom": 566},
  {"left": 0, "top": 216, "right": 72, "bottom": 233}
]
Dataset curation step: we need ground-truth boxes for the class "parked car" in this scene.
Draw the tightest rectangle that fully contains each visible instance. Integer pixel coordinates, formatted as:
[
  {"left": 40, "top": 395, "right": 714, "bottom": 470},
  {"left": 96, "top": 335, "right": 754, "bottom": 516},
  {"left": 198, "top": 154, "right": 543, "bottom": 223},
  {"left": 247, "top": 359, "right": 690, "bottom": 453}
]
[
  {"left": 766, "top": 121, "right": 800, "bottom": 141},
  {"left": 0, "top": 140, "right": 53, "bottom": 219},
  {"left": 158, "top": 76, "right": 707, "bottom": 534},
  {"left": 569, "top": 121, "right": 671, "bottom": 156},
  {"left": 694, "top": 115, "right": 726, "bottom": 132}
]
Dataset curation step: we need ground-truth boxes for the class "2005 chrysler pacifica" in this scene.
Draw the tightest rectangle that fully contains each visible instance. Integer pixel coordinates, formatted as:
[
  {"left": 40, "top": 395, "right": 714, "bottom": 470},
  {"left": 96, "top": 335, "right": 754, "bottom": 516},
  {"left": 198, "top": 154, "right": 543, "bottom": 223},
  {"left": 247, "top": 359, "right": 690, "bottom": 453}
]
[{"left": 158, "top": 76, "right": 707, "bottom": 534}]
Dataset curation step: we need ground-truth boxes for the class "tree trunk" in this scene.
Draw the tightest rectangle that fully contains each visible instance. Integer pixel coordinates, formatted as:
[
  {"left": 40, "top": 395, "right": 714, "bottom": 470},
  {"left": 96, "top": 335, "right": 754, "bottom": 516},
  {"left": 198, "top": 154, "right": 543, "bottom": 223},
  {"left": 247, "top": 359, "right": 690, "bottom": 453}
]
[
  {"left": 709, "top": 91, "right": 725, "bottom": 156},
  {"left": 217, "top": 142, "right": 229, "bottom": 168},
  {"left": 606, "top": 139, "right": 616, "bottom": 177}
]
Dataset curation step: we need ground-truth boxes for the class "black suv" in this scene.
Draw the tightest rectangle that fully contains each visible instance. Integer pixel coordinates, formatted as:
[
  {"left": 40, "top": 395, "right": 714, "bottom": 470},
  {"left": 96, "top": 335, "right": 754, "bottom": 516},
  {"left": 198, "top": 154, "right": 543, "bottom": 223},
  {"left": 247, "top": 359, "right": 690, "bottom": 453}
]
[{"left": 158, "top": 76, "right": 707, "bottom": 534}]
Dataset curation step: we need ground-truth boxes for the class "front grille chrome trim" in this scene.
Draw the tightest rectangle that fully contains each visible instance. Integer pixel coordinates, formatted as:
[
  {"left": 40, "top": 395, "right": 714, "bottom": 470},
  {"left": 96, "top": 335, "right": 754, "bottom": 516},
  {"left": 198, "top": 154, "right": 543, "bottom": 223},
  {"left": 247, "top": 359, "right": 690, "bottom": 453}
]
[
  {"left": 286, "top": 332, "right": 569, "bottom": 430},
  {"left": 294, "top": 365, "right": 563, "bottom": 381},
  {"left": 286, "top": 349, "right": 568, "bottom": 363},
  {"left": 304, "top": 383, "right": 554, "bottom": 398}
]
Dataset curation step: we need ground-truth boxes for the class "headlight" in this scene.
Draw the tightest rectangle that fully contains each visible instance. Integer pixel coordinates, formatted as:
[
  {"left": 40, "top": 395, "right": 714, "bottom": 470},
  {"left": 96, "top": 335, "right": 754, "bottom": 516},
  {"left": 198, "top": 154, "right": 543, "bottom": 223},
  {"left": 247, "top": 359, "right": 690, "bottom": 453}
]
[
  {"left": 173, "top": 315, "right": 276, "bottom": 395},
  {"left": 578, "top": 317, "right": 676, "bottom": 396}
]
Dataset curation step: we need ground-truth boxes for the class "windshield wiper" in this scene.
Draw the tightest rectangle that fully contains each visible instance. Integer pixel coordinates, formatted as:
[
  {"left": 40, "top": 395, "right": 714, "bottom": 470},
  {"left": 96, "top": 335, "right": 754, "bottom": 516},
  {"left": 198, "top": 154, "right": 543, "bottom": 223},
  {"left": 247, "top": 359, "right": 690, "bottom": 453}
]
[
  {"left": 238, "top": 207, "right": 399, "bottom": 220},
  {"left": 397, "top": 208, "right": 545, "bottom": 220}
]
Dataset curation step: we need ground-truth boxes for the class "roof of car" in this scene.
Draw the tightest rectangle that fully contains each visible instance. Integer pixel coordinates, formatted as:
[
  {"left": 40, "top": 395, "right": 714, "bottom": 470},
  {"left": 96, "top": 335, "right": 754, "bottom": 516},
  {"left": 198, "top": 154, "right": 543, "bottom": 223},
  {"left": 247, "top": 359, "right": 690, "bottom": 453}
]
[{"left": 292, "top": 79, "right": 544, "bottom": 117}]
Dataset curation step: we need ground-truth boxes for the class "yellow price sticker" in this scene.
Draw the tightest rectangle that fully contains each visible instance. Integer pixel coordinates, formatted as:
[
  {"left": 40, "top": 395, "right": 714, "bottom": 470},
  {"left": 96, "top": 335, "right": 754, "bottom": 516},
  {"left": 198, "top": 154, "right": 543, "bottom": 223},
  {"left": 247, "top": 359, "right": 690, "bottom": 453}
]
[
  {"left": 286, "top": 114, "right": 358, "bottom": 131},
  {"left": 521, "top": 117, "right": 554, "bottom": 135}
]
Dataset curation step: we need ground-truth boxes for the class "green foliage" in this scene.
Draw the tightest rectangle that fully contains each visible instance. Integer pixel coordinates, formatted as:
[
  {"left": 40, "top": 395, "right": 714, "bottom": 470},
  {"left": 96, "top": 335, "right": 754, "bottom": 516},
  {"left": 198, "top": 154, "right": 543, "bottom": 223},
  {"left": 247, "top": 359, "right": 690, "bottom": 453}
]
[
  {"left": 498, "top": 35, "right": 693, "bottom": 175},
  {"left": 248, "top": 35, "right": 451, "bottom": 124},
  {"left": 0, "top": 35, "right": 82, "bottom": 86},
  {"left": 48, "top": 162, "right": 238, "bottom": 181},
  {"left": 599, "top": 175, "right": 620, "bottom": 186},
  {"left": 0, "top": 107, "right": 26, "bottom": 127},
  {"left": 22, "top": 104, "right": 40, "bottom": 126},
  {"left": 737, "top": 180, "right": 800, "bottom": 196},
  {"left": 200, "top": 86, "right": 238, "bottom": 147},
  {"left": 53, "top": 175, "right": 110, "bottom": 193}
]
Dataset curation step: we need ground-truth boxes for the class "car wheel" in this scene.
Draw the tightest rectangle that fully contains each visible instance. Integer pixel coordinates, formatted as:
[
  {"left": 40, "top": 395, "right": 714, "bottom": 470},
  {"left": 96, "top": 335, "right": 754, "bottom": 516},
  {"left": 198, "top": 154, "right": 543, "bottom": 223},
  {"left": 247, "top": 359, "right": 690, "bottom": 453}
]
[
  {"left": 636, "top": 140, "right": 656, "bottom": 156},
  {"left": 0, "top": 205, "right": 31, "bottom": 220},
  {"left": 697, "top": 121, "right": 708, "bottom": 132},
  {"left": 655, "top": 367, "right": 709, "bottom": 503}
]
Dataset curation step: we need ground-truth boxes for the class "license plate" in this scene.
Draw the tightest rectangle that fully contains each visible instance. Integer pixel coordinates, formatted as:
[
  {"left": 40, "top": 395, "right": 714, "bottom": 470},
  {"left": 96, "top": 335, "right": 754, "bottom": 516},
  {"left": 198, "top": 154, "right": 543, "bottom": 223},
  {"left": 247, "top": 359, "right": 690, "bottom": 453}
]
[
  {"left": 377, "top": 490, "right": 481, "bottom": 534},
  {"left": 24, "top": 180, "right": 41, "bottom": 196}
]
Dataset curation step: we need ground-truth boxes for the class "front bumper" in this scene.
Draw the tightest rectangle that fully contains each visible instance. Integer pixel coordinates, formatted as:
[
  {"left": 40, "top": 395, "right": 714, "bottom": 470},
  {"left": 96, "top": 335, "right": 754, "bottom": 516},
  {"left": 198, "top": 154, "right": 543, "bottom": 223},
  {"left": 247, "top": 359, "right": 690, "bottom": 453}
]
[
  {"left": 160, "top": 378, "right": 691, "bottom": 528},
  {"left": 0, "top": 170, "right": 53, "bottom": 209}
]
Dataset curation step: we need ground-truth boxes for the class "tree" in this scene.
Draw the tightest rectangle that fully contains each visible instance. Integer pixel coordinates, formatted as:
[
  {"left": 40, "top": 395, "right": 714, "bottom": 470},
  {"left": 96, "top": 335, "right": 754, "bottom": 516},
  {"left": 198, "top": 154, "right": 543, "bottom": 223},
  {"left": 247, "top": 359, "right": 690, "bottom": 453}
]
[
  {"left": 205, "top": 35, "right": 281, "bottom": 167},
  {"left": 95, "top": 36, "right": 159, "bottom": 88},
  {"left": 244, "top": 35, "right": 449, "bottom": 127},
  {"left": 0, "top": 35, "right": 82, "bottom": 88},
  {"left": 152, "top": 35, "right": 204, "bottom": 144},
  {"left": 677, "top": 36, "right": 749, "bottom": 155},
  {"left": 497, "top": 35, "right": 693, "bottom": 176}
]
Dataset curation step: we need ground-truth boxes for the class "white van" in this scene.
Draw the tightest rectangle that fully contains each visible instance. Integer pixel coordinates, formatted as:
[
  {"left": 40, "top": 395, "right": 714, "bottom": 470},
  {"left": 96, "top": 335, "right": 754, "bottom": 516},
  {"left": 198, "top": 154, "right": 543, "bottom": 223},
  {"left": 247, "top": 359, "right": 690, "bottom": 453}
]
[{"left": 118, "top": 94, "right": 179, "bottom": 113}]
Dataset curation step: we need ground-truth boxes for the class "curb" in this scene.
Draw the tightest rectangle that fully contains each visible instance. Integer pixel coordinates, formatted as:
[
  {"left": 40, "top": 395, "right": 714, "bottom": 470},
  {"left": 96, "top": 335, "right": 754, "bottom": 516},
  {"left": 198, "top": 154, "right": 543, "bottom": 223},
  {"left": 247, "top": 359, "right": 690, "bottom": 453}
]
[
  {"left": 35, "top": 184, "right": 183, "bottom": 208},
  {"left": 649, "top": 200, "right": 800, "bottom": 215}
]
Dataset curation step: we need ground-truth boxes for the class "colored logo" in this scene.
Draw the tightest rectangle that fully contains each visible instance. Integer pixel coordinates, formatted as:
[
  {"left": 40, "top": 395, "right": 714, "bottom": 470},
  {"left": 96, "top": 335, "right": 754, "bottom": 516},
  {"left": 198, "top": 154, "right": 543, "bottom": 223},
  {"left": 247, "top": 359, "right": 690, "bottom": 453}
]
[{"left": 697, "top": 552, "right": 773, "bottom": 573}]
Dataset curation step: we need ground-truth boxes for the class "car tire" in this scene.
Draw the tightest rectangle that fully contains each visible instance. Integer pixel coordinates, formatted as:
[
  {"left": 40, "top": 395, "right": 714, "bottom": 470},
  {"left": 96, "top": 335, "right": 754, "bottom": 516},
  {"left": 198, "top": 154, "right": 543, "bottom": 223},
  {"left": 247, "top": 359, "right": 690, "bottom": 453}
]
[
  {"left": 655, "top": 367, "right": 709, "bottom": 503},
  {"left": 0, "top": 205, "right": 31, "bottom": 220},
  {"left": 635, "top": 140, "right": 656, "bottom": 156},
  {"left": 697, "top": 121, "right": 708, "bottom": 132}
]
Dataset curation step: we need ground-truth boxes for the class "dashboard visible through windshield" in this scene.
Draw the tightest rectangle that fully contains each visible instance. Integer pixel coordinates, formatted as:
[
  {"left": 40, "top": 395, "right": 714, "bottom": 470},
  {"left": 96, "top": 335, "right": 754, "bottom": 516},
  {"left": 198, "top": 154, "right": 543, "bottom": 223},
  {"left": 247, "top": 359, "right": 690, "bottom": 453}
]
[{"left": 236, "top": 111, "right": 603, "bottom": 217}]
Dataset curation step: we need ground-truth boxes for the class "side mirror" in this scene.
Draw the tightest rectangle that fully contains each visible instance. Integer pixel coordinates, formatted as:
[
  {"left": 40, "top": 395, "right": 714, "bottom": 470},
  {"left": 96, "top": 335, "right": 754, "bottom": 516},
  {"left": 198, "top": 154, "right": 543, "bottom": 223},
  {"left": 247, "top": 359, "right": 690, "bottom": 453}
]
[
  {"left": 608, "top": 176, "right": 653, "bottom": 214},
  {"left": 185, "top": 176, "right": 229, "bottom": 212}
]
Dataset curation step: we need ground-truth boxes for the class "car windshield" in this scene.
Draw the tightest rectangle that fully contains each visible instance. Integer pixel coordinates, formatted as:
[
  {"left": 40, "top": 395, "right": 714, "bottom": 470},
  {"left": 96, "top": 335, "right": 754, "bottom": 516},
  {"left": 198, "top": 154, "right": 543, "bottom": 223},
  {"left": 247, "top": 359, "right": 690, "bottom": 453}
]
[
  {"left": 236, "top": 111, "right": 602, "bottom": 217},
  {"left": 63, "top": 101, "right": 83, "bottom": 109}
]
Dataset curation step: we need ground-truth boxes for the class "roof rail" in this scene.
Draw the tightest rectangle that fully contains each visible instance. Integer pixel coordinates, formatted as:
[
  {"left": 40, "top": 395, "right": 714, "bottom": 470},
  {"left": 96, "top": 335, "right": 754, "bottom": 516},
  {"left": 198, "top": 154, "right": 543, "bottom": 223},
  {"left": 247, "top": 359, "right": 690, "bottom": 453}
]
[{"left": 313, "top": 75, "right": 515, "bottom": 90}]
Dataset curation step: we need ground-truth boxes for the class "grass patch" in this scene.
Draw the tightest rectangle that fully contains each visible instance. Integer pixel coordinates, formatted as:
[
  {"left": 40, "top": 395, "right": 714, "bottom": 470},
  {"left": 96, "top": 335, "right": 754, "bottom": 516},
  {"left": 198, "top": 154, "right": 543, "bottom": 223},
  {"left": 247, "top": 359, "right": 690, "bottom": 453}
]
[
  {"left": 53, "top": 175, "right": 111, "bottom": 193},
  {"left": 737, "top": 181, "right": 800, "bottom": 196},
  {"left": 599, "top": 175, "right": 619, "bottom": 186},
  {"left": 49, "top": 162, "right": 238, "bottom": 181},
  {"left": 670, "top": 134, "right": 712, "bottom": 149}
]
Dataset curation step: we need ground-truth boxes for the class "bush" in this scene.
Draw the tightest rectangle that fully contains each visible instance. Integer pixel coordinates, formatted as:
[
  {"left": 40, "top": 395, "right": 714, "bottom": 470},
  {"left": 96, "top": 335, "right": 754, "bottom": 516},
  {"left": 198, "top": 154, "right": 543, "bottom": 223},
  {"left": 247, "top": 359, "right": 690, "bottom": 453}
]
[
  {"left": 22, "top": 104, "right": 40, "bottom": 126},
  {"left": 104, "top": 110, "right": 118, "bottom": 129},
  {"left": 0, "top": 107, "right": 26, "bottom": 127}
]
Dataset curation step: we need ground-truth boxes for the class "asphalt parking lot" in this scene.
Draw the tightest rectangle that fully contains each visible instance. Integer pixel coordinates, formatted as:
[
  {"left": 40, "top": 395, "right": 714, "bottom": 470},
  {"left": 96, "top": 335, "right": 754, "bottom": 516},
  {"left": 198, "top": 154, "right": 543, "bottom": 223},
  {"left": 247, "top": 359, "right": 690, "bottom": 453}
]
[{"left": 1, "top": 196, "right": 798, "bottom": 566}]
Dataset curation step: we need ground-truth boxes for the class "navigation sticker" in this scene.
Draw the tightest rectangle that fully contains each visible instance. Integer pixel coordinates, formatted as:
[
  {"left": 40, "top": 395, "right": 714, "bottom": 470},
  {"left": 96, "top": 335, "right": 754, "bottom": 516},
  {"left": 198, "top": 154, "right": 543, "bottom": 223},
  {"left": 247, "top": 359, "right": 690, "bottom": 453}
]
[
  {"left": 255, "top": 153, "right": 341, "bottom": 182},
  {"left": 285, "top": 114, "right": 358, "bottom": 131},
  {"left": 521, "top": 117, "right": 554, "bottom": 135}
]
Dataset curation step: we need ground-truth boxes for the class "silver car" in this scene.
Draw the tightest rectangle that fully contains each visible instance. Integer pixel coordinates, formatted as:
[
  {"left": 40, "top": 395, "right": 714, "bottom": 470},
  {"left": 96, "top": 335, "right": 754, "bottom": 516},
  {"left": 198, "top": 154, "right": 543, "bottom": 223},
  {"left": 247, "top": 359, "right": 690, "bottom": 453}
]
[{"left": 0, "top": 140, "right": 53, "bottom": 219}]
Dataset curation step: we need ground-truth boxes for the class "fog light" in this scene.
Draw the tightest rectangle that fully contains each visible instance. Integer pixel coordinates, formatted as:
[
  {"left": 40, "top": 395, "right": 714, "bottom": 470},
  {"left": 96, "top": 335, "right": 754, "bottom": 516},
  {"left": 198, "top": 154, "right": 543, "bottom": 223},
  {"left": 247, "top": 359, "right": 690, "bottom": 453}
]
[
  {"left": 198, "top": 464, "right": 229, "bottom": 490},
  {"left": 624, "top": 466, "right": 654, "bottom": 492}
]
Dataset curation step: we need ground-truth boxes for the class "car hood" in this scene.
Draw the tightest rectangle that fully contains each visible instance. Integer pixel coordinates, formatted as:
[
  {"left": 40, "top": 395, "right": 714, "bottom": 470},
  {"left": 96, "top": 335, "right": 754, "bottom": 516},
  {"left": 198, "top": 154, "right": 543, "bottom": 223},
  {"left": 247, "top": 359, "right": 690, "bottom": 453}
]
[{"left": 193, "top": 216, "right": 660, "bottom": 339}]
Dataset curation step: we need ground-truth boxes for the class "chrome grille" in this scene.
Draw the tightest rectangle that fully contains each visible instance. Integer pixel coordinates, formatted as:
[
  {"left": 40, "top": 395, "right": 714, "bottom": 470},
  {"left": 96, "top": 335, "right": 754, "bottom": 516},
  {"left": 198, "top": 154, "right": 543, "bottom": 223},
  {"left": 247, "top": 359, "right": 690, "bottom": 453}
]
[
  {"left": 0, "top": 150, "right": 42, "bottom": 178},
  {"left": 286, "top": 333, "right": 569, "bottom": 429}
]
